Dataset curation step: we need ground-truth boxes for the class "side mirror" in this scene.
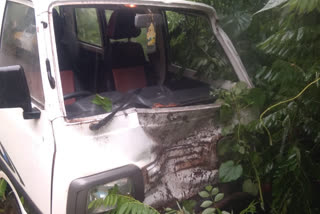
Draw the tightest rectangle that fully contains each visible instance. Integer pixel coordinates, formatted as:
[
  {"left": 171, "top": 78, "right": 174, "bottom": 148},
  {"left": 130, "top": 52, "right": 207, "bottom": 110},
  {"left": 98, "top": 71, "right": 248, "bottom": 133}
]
[{"left": 0, "top": 65, "right": 40, "bottom": 119}]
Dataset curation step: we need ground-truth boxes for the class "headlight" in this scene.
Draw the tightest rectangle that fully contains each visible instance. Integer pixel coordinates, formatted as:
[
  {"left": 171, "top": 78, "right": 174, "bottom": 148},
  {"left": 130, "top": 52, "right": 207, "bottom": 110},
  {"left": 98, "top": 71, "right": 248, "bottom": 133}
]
[
  {"left": 67, "top": 165, "right": 144, "bottom": 214},
  {"left": 87, "top": 178, "right": 134, "bottom": 214}
]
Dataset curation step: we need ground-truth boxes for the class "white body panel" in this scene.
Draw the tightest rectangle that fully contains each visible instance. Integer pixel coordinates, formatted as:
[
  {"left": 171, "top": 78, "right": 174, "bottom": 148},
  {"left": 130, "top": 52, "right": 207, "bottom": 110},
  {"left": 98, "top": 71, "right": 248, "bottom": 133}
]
[
  {"left": 0, "top": 108, "right": 55, "bottom": 213},
  {"left": 51, "top": 109, "right": 154, "bottom": 213}
]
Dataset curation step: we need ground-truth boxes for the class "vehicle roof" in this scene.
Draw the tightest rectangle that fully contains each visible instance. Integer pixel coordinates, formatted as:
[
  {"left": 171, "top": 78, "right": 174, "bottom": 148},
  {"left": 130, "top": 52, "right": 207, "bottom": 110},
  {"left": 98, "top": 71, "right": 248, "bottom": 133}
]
[{"left": 30, "top": 0, "right": 216, "bottom": 17}]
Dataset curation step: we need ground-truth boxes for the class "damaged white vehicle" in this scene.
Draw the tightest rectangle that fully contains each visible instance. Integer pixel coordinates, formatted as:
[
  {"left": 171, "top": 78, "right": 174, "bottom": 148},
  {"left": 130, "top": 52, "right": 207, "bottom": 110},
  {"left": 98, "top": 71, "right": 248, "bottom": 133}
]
[{"left": 0, "top": 0, "right": 252, "bottom": 213}]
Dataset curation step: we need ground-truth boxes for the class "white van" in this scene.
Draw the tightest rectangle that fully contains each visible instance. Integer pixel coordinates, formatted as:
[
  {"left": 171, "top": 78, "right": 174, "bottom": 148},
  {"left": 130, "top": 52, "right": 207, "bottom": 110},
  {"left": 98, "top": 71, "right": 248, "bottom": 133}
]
[{"left": 0, "top": 0, "right": 252, "bottom": 213}]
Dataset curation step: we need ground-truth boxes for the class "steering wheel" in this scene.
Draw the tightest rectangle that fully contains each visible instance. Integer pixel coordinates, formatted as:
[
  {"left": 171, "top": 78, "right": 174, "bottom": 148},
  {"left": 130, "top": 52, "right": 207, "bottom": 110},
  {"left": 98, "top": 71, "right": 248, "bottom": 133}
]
[{"left": 64, "top": 91, "right": 91, "bottom": 101}]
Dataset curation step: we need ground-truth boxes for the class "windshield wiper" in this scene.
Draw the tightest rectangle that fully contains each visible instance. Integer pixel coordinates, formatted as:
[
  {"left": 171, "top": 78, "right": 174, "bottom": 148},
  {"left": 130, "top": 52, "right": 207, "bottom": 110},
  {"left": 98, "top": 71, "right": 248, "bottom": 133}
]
[{"left": 89, "top": 89, "right": 142, "bottom": 131}]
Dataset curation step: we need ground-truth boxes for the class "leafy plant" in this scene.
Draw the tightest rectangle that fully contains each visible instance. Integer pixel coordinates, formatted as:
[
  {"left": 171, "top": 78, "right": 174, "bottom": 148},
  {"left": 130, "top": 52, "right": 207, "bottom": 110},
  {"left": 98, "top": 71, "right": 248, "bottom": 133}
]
[
  {"left": 239, "top": 201, "right": 258, "bottom": 214},
  {"left": 92, "top": 94, "right": 112, "bottom": 112},
  {"left": 219, "top": 161, "right": 243, "bottom": 183},
  {"left": 164, "top": 200, "right": 196, "bottom": 214},
  {"left": 166, "top": 10, "right": 238, "bottom": 82},
  {"left": 0, "top": 179, "right": 7, "bottom": 200},
  {"left": 88, "top": 193, "right": 159, "bottom": 214},
  {"left": 198, "top": 185, "right": 228, "bottom": 214},
  {"left": 206, "top": 0, "right": 320, "bottom": 213}
]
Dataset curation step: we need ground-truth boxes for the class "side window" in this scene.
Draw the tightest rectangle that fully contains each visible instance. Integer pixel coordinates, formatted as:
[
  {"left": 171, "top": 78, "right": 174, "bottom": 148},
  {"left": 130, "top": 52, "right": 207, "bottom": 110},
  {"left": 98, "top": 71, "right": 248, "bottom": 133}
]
[
  {"left": 0, "top": 2, "right": 45, "bottom": 105},
  {"left": 75, "top": 8, "right": 102, "bottom": 46},
  {"left": 166, "top": 11, "right": 237, "bottom": 82}
]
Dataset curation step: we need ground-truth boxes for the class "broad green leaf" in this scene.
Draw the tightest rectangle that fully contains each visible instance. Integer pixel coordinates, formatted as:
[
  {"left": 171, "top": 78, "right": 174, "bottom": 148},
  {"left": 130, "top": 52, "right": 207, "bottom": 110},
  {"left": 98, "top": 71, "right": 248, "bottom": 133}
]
[
  {"left": 246, "top": 88, "right": 266, "bottom": 110},
  {"left": 242, "top": 179, "right": 259, "bottom": 196},
  {"left": 221, "top": 12, "right": 252, "bottom": 38},
  {"left": 205, "top": 185, "right": 213, "bottom": 192},
  {"left": 221, "top": 211, "right": 231, "bottom": 214},
  {"left": 164, "top": 208, "right": 177, "bottom": 214},
  {"left": 202, "top": 207, "right": 216, "bottom": 214},
  {"left": 219, "top": 161, "right": 243, "bottom": 183},
  {"left": 199, "top": 191, "right": 210, "bottom": 198},
  {"left": 255, "top": 0, "right": 288, "bottom": 14},
  {"left": 282, "top": 115, "right": 291, "bottom": 144},
  {"left": 200, "top": 200, "right": 213, "bottom": 208},
  {"left": 92, "top": 94, "right": 112, "bottom": 112},
  {"left": 182, "top": 200, "right": 197, "bottom": 213},
  {"left": 211, "top": 187, "right": 219, "bottom": 196},
  {"left": 214, "top": 193, "right": 224, "bottom": 202}
]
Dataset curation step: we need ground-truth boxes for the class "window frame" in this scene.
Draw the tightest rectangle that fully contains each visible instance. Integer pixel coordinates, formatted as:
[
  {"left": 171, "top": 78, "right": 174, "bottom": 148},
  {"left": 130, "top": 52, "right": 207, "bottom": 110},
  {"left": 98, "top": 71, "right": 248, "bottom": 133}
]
[
  {"left": 0, "top": 0, "right": 45, "bottom": 108},
  {"left": 164, "top": 9, "right": 213, "bottom": 68},
  {"left": 164, "top": 9, "right": 239, "bottom": 84},
  {"left": 74, "top": 7, "right": 104, "bottom": 49}
]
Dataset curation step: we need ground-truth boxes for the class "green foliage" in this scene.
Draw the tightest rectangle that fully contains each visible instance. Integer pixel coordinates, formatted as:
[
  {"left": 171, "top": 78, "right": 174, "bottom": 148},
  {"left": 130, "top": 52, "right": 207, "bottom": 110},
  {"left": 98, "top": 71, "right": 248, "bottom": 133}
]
[
  {"left": 201, "top": 201, "right": 213, "bottom": 209},
  {"left": 285, "top": 0, "right": 320, "bottom": 14},
  {"left": 166, "top": 10, "right": 237, "bottom": 81},
  {"left": 242, "top": 179, "right": 259, "bottom": 196},
  {"left": 213, "top": 0, "right": 320, "bottom": 213},
  {"left": 164, "top": 185, "right": 257, "bottom": 214},
  {"left": 219, "top": 161, "right": 243, "bottom": 183},
  {"left": 89, "top": 193, "right": 159, "bottom": 214},
  {"left": 92, "top": 94, "right": 113, "bottom": 112},
  {"left": 165, "top": 200, "right": 196, "bottom": 214},
  {"left": 75, "top": 8, "right": 102, "bottom": 46},
  {"left": 239, "top": 201, "right": 258, "bottom": 214},
  {"left": 198, "top": 186, "right": 226, "bottom": 214},
  {"left": 164, "top": 185, "right": 253, "bottom": 214},
  {"left": 255, "top": 0, "right": 288, "bottom": 14},
  {"left": 0, "top": 179, "right": 7, "bottom": 200},
  {"left": 202, "top": 208, "right": 216, "bottom": 214}
]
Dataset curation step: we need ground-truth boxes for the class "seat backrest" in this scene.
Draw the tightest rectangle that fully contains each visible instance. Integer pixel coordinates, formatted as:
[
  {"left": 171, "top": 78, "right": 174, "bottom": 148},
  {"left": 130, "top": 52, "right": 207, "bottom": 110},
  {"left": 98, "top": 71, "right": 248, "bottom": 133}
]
[
  {"left": 107, "top": 9, "right": 147, "bottom": 92},
  {"left": 60, "top": 70, "right": 75, "bottom": 104}
]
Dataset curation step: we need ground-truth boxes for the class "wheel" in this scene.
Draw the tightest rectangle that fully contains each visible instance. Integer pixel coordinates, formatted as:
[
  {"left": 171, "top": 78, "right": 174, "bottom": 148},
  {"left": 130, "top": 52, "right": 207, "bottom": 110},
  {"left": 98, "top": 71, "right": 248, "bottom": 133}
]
[{"left": 4, "top": 192, "right": 21, "bottom": 214}]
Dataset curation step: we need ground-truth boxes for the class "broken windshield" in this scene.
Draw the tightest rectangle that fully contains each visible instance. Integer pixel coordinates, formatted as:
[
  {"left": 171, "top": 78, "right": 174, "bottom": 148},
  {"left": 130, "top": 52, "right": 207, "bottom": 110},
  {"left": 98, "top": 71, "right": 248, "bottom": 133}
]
[{"left": 52, "top": 4, "right": 239, "bottom": 119}]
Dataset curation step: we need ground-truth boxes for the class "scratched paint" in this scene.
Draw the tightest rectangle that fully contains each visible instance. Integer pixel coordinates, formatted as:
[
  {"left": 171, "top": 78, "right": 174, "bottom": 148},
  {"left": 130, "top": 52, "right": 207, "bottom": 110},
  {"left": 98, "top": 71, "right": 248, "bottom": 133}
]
[{"left": 137, "top": 106, "right": 221, "bottom": 207}]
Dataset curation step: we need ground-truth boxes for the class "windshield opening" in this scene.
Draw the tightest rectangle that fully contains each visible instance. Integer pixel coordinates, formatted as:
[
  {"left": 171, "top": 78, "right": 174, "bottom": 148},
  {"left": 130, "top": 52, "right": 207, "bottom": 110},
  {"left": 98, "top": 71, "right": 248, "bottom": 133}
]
[{"left": 52, "top": 4, "right": 238, "bottom": 119}]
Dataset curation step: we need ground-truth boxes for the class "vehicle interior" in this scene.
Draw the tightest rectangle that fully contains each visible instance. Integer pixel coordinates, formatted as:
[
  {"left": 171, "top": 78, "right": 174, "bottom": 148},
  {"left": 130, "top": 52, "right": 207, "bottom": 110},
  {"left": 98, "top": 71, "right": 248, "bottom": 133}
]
[{"left": 52, "top": 4, "right": 237, "bottom": 119}]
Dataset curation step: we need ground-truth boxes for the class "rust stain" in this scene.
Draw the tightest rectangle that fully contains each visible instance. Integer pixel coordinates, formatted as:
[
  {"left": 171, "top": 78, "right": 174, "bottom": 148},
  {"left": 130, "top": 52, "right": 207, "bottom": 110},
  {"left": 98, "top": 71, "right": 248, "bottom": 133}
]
[{"left": 140, "top": 107, "right": 221, "bottom": 207}]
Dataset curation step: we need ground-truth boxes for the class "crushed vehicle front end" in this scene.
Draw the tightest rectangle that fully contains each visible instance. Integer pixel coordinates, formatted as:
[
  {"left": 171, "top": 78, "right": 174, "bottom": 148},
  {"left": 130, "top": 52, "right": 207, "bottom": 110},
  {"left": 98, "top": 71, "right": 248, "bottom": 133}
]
[
  {"left": 43, "top": 0, "right": 252, "bottom": 213},
  {"left": 53, "top": 103, "right": 222, "bottom": 214}
]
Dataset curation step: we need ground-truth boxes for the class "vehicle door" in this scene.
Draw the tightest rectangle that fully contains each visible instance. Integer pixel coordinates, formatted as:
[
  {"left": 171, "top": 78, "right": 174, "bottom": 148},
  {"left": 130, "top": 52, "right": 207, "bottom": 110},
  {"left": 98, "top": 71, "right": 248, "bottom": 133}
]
[{"left": 0, "top": 1, "right": 55, "bottom": 213}]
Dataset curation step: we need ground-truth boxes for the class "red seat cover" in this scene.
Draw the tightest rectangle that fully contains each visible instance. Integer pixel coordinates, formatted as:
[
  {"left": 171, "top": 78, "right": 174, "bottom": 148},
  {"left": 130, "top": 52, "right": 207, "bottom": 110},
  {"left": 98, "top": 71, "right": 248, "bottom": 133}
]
[
  {"left": 112, "top": 66, "right": 146, "bottom": 92},
  {"left": 60, "top": 70, "right": 75, "bottom": 105}
]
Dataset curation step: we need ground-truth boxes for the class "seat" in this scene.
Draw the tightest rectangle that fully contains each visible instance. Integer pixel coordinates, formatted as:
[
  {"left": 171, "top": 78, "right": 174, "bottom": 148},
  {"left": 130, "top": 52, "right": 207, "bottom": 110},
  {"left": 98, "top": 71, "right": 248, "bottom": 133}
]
[{"left": 107, "top": 9, "right": 147, "bottom": 92}]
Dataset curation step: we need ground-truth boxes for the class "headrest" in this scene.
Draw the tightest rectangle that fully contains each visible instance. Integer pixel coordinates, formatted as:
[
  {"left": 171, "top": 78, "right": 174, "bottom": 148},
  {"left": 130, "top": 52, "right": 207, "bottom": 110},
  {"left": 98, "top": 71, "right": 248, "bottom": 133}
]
[{"left": 107, "top": 10, "right": 141, "bottom": 40}]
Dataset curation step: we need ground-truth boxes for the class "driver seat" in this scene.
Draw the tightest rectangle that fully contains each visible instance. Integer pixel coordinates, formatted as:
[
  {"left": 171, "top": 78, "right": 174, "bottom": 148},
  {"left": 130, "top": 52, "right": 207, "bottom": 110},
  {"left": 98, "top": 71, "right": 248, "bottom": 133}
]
[{"left": 107, "top": 9, "right": 147, "bottom": 92}]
